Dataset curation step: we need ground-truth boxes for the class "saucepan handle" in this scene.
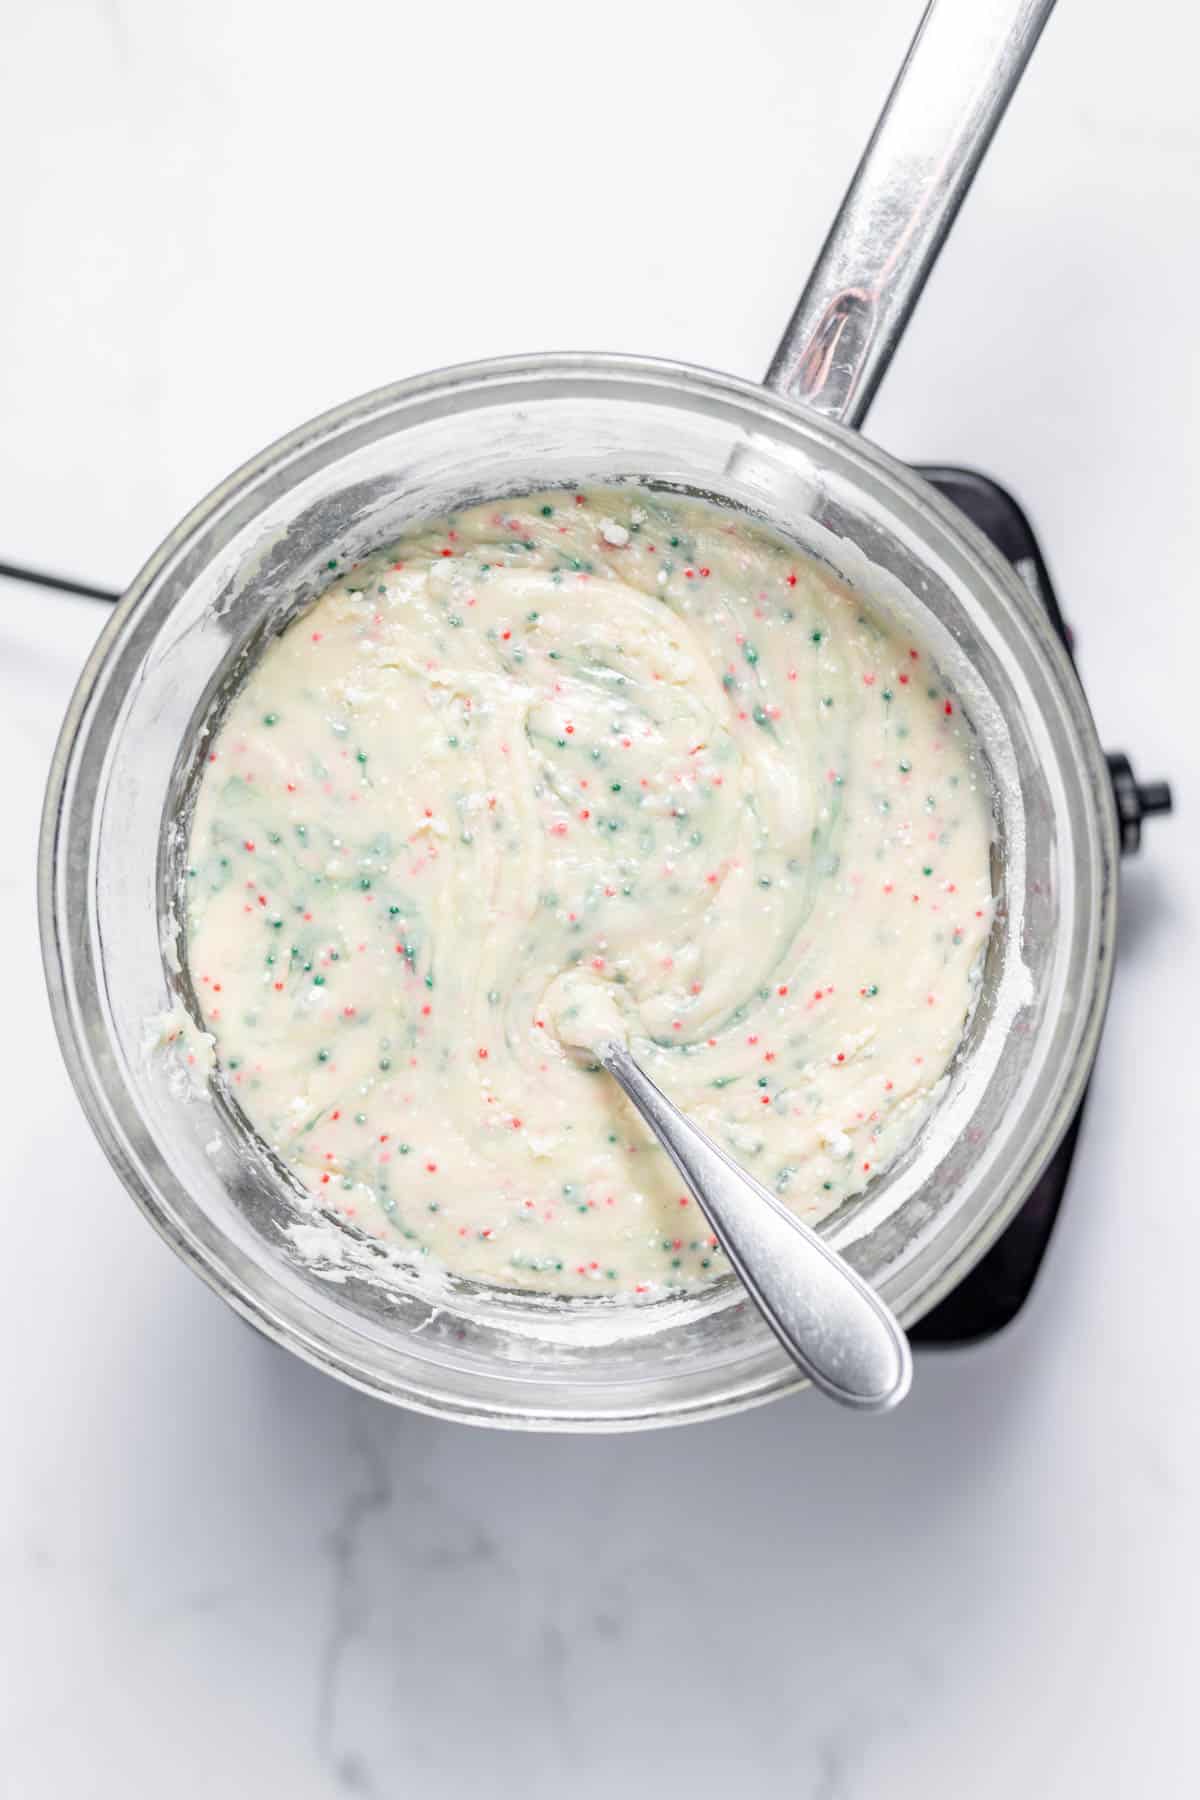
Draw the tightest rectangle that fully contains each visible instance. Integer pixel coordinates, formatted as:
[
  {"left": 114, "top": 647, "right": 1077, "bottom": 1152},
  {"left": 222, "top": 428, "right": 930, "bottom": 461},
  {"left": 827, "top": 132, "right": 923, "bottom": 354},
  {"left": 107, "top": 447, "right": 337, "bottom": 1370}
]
[{"left": 765, "top": 0, "right": 1055, "bottom": 430}]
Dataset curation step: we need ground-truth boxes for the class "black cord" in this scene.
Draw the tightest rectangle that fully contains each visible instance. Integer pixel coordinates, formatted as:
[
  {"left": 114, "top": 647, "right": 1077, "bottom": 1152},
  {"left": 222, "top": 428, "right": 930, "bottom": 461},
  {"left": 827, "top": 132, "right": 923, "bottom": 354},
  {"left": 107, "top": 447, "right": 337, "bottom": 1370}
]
[{"left": 0, "top": 558, "right": 120, "bottom": 603}]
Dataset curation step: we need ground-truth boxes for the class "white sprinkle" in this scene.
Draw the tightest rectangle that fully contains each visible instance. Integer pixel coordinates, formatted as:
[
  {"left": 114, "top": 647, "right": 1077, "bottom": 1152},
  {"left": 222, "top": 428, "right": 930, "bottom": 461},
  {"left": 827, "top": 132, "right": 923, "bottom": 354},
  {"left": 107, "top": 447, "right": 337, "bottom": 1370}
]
[{"left": 820, "top": 1122, "right": 853, "bottom": 1159}]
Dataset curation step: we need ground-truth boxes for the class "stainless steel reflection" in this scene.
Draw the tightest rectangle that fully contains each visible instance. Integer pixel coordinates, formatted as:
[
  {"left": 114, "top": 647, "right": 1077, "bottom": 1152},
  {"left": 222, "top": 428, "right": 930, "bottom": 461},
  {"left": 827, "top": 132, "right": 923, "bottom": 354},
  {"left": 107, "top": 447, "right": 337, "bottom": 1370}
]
[{"left": 767, "top": 0, "right": 1056, "bottom": 427}]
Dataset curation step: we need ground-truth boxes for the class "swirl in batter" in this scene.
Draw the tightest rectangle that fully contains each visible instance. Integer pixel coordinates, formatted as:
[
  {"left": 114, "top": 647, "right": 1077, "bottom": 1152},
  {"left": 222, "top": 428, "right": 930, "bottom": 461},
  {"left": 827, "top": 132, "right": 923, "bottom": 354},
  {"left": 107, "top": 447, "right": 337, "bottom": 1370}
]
[{"left": 185, "top": 488, "right": 994, "bottom": 1295}]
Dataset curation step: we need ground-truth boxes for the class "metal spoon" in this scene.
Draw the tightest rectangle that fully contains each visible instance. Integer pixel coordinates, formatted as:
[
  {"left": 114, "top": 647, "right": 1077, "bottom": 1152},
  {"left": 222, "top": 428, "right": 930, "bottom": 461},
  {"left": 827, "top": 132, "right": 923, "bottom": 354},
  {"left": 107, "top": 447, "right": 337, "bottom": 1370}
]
[{"left": 601, "top": 1040, "right": 912, "bottom": 1413}]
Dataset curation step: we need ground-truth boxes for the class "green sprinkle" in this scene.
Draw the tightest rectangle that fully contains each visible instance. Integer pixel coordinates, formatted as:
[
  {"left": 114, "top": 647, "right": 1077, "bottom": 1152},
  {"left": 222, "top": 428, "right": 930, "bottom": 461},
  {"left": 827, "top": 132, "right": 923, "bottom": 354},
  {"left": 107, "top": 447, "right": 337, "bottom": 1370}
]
[
  {"left": 541, "top": 504, "right": 554, "bottom": 516},
  {"left": 313, "top": 974, "right": 326, "bottom": 986},
  {"left": 316, "top": 1049, "right": 330, "bottom": 1063},
  {"left": 263, "top": 712, "right": 279, "bottom": 726}
]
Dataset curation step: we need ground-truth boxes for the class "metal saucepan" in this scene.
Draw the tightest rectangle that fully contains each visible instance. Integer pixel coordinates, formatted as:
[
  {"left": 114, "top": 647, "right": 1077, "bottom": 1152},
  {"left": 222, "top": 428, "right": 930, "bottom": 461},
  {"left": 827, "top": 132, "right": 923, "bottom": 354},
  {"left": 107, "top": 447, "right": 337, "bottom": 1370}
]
[{"left": 42, "top": 0, "right": 1121, "bottom": 1428}]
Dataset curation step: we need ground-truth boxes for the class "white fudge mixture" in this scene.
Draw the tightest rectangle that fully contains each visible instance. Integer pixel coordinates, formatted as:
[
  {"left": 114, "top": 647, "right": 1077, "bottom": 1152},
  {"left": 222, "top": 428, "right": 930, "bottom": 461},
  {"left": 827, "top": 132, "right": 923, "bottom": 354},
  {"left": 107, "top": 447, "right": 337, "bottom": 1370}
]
[{"left": 184, "top": 488, "right": 994, "bottom": 1296}]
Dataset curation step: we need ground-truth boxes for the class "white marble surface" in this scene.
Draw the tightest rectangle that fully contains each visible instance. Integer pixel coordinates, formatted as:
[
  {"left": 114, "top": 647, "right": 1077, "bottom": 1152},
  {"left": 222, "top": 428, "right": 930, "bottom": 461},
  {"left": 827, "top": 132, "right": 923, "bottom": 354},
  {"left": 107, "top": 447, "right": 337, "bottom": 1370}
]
[{"left": 4, "top": 2, "right": 1199, "bottom": 1794}]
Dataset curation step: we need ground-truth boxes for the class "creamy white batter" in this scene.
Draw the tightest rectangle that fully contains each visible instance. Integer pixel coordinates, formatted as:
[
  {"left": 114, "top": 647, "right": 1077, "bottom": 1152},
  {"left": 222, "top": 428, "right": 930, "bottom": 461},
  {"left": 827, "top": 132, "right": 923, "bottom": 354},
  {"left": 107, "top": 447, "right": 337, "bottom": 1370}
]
[{"left": 184, "top": 488, "right": 994, "bottom": 1296}]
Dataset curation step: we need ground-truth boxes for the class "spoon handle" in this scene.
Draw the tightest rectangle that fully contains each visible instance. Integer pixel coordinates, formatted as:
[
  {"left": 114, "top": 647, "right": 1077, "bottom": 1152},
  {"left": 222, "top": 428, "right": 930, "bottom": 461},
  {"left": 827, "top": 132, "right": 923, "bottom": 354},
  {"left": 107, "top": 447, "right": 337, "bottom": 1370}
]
[{"left": 602, "top": 1042, "right": 912, "bottom": 1413}]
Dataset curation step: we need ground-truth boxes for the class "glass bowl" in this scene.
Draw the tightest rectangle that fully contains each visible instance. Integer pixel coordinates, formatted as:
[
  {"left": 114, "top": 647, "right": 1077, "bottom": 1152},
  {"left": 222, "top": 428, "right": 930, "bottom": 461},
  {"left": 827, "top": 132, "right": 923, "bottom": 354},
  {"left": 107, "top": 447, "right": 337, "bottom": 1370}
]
[{"left": 39, "top": 354, "right": 1118, "bottom": 1429}]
